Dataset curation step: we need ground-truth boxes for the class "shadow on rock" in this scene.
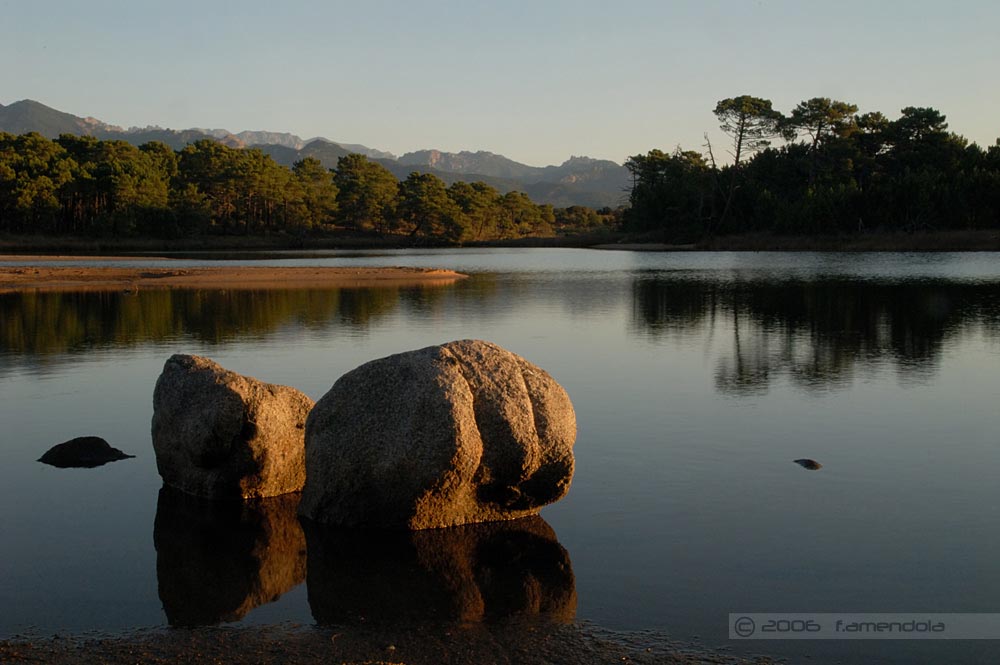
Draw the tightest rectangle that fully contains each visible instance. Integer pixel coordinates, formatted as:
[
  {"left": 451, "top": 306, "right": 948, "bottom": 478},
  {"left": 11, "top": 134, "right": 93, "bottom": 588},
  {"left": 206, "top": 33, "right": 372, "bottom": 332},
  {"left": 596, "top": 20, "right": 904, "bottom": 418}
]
[
  {"left": 303, "top": 515, "right": 576, "bottom": 627},
  {"left": 153, "top": 487, "right": 306, "bottom": 627}
]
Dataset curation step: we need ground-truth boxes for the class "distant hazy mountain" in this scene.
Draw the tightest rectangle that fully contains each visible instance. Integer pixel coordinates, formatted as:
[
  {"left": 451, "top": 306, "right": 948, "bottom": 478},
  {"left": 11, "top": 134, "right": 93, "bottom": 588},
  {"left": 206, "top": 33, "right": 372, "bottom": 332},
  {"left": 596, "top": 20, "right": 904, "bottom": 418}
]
[
  {"left": 0, "top": 98, "right": 628, "bottom": 208},
  {"left": 0, "top": 102, "right": 247, "bottom": 150},
  {"left": 399, "top": 150, "right": 539, "bottom": 180},
  {"left": 0, "top": 99, "right": 122, "bottom": 137},
  {"left": 237, "top": 131, "right": 305, "bottom": 150},
  {"left": 250, "top": 135, "right": 394, "bottom": 159},
  {"left": 398, "top": 150, "right": 629, "bottom": 207},
  {"left": 375, "top": 158, "right": 626, "bottom": 209},
  {"left": 187, "top": 127, "right": 235, "bottom": 140},
  {"left": 115, "top": 127, "right": 246, "bottom": 150},
  {"left": 256, "top": 139, "right": 351, "bottom": 166},
  {"left": 331, "top": 142, "right": 396, "bottom": 160},
  {"left": 252, "top": 143, "right": 302, "bottom": 165}
]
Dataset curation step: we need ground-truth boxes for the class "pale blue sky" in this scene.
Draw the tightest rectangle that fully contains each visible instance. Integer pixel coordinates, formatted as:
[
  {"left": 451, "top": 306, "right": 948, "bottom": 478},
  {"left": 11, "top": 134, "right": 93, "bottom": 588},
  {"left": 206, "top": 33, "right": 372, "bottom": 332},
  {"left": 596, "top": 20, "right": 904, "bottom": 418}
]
[{"left": 1, "top": 0, "right": 997, "bottom": 166}]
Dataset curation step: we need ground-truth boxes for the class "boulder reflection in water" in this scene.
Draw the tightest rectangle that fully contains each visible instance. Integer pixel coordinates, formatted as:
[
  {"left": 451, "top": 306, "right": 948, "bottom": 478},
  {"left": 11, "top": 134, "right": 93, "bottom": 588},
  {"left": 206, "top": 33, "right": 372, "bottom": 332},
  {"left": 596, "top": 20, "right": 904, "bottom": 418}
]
[
  {"left": 153, "top": 487, "right": 306, "bottom": 626},
  {"left": 303, "top": 516, "right": 576, "bottom": 626}
]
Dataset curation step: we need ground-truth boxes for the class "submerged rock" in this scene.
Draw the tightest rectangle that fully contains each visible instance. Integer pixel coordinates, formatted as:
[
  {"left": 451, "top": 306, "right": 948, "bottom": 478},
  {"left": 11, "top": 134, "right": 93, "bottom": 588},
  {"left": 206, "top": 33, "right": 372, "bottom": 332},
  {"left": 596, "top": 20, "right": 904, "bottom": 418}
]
[
  {"left": 794, "top": 458, "right": 822, "bottom": 470},
  {"left": 152, "top": 354, "right": 314, "bottom": 499},
  {"left": 299, "top": 339, "right": 577, "bottom": 529},
  {"left": 304, "top": 515, "right": 576, "bottom": 626},
  {"left": 38, "top": 436, "right": 134, "bottom": 468},
  {"left": 153, "top": 487, "right": 306, "bottom": 626}
]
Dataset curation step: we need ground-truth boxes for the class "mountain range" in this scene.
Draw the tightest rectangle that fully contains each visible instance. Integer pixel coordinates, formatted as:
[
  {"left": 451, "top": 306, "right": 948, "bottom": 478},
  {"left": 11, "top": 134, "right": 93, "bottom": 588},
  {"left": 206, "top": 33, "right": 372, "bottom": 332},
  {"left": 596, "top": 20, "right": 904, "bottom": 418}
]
[{"left": 0, "top": 99, "right": 629, "bottom": 208}]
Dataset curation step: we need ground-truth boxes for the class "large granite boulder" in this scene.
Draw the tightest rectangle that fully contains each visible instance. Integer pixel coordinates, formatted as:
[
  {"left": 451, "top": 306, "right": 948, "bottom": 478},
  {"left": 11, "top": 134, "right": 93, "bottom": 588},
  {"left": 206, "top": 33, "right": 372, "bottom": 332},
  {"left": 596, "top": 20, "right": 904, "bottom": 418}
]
[
  {"left": 299, "top": 339, "right": 576, "bottom": 529},
  {"left": 152, "top": 355, "right": 313, "bottom": 499}
]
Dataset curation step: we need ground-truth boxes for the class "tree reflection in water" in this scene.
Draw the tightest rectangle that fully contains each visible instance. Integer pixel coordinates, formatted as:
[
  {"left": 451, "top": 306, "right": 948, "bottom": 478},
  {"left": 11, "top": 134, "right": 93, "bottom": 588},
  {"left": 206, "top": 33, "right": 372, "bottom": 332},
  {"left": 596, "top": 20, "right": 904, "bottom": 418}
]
[
  {"left": 0, "top": 283, "right": 456, "bottom": 372},
  {"left": 631, "top": 276, "right": 1000, "bottom": 394}
]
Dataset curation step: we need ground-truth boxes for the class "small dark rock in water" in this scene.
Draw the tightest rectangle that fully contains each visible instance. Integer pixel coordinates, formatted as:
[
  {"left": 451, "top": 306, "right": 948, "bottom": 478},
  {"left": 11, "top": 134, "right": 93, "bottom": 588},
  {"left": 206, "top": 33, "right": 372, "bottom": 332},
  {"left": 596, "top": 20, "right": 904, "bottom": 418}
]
[
  {"left": 38, "top": 436, "right": 135, "bottom": 468},
  {"left": 793, "top": 458, "right": 822, "bottom": 470}
]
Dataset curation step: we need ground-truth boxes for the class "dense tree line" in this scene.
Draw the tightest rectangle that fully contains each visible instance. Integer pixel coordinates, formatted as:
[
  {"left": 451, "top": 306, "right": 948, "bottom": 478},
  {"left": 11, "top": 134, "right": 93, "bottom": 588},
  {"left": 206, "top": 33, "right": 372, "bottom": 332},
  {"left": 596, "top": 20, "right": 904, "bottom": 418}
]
[
  {"left": 625, "top": 96, "right": 1000, "bottom": 239},
  {"left": 0, "top": 133, "right": 605, "bottom": 242}
]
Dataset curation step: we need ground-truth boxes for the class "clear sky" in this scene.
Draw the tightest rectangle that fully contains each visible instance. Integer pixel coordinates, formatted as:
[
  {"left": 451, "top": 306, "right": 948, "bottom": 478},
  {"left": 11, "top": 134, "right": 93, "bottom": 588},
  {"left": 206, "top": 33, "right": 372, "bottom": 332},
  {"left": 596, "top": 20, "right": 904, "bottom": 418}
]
[{"left": 1, "top": 0, "right": 998, "bottom": 166}]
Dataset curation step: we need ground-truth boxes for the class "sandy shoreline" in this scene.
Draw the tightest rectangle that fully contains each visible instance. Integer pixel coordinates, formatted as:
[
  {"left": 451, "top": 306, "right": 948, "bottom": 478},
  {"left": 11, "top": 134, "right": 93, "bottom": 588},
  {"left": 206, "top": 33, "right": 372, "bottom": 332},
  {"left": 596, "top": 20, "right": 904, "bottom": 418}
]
[
  {"left": 0, "top": 266, "right": 467, "bottom": 293},
  {"left": 0, "top": 623, "right": 773, "bottom": 665}
]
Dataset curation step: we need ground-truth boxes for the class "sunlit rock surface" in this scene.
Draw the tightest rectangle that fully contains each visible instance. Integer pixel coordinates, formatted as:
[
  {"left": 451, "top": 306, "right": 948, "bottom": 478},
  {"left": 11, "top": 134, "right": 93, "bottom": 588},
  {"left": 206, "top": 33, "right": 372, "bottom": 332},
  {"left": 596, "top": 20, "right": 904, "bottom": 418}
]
[
  {"left": 152, "top": 354, "right": 313, "bottom": 499},
  {"left": 38, "top": 436, "right": 134, "bottom": 468},
  {"left": 300, "top": 339, "right": 576, "bottom": 528},
  {"left": 303, "top": 515, "right": 576, "bottom": 626},
  {"left": 153, "top": 487, "right": 306, "bottom": 626}
]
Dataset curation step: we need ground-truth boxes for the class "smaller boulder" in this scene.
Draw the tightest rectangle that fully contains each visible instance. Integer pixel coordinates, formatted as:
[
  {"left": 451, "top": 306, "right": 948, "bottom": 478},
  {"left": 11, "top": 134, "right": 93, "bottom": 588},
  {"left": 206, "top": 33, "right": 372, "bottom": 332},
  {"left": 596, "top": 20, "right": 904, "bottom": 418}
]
[
  {"left": 152, "top": 355, "right": 314, "bottom": 499},
  {"left": 38, "top": 436, "right": 134, "bottom": 468}
]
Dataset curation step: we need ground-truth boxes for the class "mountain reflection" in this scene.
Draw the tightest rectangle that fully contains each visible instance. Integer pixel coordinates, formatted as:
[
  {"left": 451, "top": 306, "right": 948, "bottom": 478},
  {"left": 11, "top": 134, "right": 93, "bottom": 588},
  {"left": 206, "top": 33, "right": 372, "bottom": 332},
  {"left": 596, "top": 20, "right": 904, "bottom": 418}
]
[
  {"left": 303, "top": 516, "right": 576, "bottom": 626},
  {"left": 632, "top": 277, "right": 1000, "bottom": 393},
  {"left": 153, "top": 487, "right": 306, "bottom": 627}
]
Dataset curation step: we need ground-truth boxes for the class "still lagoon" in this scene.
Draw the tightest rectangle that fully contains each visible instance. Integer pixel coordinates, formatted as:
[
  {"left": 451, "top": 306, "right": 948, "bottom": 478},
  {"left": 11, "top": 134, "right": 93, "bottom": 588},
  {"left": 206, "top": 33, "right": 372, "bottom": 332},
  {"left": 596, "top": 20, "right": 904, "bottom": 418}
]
[{"left": 2, "top": 249, "right": 1000, "bottom": 664}]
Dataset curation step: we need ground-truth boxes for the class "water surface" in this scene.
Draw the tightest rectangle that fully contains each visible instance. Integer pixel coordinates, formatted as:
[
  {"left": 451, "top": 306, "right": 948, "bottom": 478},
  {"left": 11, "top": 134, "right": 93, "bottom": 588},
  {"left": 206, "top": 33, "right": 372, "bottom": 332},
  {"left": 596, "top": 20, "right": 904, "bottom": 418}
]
[{"left": 2, "top": 249, "right": 999, "bottom": 664}]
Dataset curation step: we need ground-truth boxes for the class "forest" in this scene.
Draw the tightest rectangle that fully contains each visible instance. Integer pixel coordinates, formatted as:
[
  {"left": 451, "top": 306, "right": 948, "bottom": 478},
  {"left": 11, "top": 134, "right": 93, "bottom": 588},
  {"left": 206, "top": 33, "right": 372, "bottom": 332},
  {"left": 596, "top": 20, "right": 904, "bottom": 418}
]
[
  {"left": 0, "top": 133, "right": 612, "bottom": 242},
  {"left": 624, "top": 96, "right": 1000, "bottom": 239},
  {"left": 4, "top": 97, "right": 999, "bottom": 246}
]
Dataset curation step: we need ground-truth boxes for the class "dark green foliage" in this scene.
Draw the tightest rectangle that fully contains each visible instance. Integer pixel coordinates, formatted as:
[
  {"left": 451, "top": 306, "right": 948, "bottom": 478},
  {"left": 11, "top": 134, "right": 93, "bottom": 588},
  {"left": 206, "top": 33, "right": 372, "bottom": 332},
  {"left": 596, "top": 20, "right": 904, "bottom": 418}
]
[
  {"left": 625, "top": 97, "right": 1000, "bottom": 240},
  {"left": 0, "top": 132, "right": 73, "bottom": 233},
  {"left": 292, "top": 157, "right": 338, "bottom": 230},
  {"left": 499, "top": 191, "right": 547, "bottom": 238},
  {"left": 784, "top": 98, "right": 859, "bottom": 149},
  {"left": 713, "top": 96, "right": 785, "bottom": 167},
  {"left": 624, "top": 149, "right": 713, "bottom": 239},
  {"left": 0, "top": 133, "right": 572, "bottom": 243},
  {"left": 332, "top": 154, "right": 399, "bottom": 233},
  {"left": 553, "top": 205, "right": 601, "bottom": 232},
  {"left": 447, "top": 181, "right": 502, "bottom": 240},
  {"left": 396, "top": 172, "right": 467, "bottom": 241}
]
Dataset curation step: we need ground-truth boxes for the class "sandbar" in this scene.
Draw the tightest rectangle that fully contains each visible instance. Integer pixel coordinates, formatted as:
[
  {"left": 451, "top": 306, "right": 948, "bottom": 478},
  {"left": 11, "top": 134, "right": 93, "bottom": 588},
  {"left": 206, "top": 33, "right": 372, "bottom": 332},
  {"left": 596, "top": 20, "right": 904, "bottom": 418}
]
[{"left": 0, "top": 266, "right": 467, "bottom": 293}]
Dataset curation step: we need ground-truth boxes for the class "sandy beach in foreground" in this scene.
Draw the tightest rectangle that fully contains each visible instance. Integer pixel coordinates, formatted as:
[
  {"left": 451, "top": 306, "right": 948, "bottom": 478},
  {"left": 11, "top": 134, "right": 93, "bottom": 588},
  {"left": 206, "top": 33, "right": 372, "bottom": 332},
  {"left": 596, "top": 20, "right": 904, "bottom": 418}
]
[
  {"left": 0, "top": 266, "right": 467, "bottom": 293},
  {"left": 0, "top": 623, "right": 773, "bottom": 665}
]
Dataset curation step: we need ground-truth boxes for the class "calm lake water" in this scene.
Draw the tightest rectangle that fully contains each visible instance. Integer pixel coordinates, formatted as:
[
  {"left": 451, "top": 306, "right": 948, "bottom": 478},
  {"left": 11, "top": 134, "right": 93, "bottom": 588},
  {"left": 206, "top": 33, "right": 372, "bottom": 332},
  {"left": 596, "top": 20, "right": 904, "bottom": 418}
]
[{"left": 2, "top": 249, "right": 1000, "bottom": 664}]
